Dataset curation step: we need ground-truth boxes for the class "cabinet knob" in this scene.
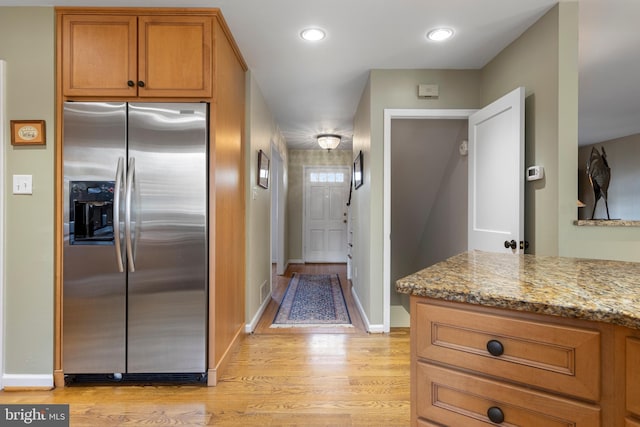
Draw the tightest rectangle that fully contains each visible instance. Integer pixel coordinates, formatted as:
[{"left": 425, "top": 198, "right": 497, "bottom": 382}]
[
  {"left": 486, "top": 339, "right": 504, "bottom": 357},
  {"left": 487, "top": 406, "right": 505, "bottom": 424},
  {"left": 137, "top": 81, "right": 145, "bottom": 88},
  {"left": 127, "top": 80, "right": 135, "bottom": 87}
]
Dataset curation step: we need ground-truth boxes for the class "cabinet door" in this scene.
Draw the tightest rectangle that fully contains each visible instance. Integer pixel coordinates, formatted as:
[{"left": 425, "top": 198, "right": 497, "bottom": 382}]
[
  {"left": 138, "top": 16, "right": 212, "bottom": 97},
  {"left": 62, "top": 15, "right": 137, "bottom": 97},
  {"left": 627, "top": 338, "right": 640, "bottom": 416}
]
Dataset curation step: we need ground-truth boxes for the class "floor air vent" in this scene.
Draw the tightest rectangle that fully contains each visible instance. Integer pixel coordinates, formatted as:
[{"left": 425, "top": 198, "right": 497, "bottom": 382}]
[{"left": 65, "top": 372, "right": 207, "bottom": 386}]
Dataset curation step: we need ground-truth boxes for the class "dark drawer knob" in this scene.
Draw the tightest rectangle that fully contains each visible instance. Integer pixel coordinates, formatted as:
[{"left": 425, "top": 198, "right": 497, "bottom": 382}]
[
  {"left": 127, "top": 80, "right": 135, "bottom": 87},
  {"left": 487, "top": 339, "right": 504, "bottom": 356},
  {"left": 137, "top": 81, "right": 145, "bottom": 88},
  {"left": 487, "top": 406, "right": 505, "bottom": 424}
]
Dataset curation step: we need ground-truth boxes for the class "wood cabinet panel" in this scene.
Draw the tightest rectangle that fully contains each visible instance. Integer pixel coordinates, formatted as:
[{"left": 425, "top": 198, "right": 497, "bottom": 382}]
[
  {"left": 627, "top": 418, "right": 640, "bottom": 427},
  {"left": 62, "top": 14, "right": 137, "bottom": 96},
  {"left": 417, "top": 363, "right": 601, "bottom": 427},
  {"left": 60, "top": 12, "right": 212, "bottom": 98},
  {"left": 138, "top": 16, "right": 212, "bottom": 97},
  {"left": 415, "top": 301, "right": 601, "bottom": 401},
  {"left": 627, "top": 337, "right": 640, "bottom": 416}
]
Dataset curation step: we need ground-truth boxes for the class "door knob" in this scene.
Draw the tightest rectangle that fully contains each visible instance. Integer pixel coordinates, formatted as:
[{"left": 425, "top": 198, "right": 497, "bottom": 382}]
[
  {"left": 137, "top": 81, "right": 145, "bottom": 87},
  {"left": 127, "top": 80, "right": 135, "bottom": 87},
  {"left": 504, "top": 240, "right": 517, "bottom": 250}
]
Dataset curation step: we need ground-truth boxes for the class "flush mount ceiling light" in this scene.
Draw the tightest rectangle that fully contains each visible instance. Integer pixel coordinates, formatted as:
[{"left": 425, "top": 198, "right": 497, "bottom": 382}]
[
  {"left": 317, "top": 134, "right": 341, "bottom": 150},
  {"left": 427, "top": 27, "right": 454, "bottom": 42},
  {"left": 300, "top": 27, "right": 326, "bottom": 41}
]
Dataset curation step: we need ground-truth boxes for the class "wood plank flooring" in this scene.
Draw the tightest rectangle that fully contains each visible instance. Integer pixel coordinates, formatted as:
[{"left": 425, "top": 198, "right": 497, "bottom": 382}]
[{"left": 0, "top": 264, "right": 410, "bottom": 426}]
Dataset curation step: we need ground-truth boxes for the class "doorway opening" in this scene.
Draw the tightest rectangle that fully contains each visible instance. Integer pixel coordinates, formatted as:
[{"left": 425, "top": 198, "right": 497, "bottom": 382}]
[{"left": 383, "top": 109, "right": 476, "bottom": 332}]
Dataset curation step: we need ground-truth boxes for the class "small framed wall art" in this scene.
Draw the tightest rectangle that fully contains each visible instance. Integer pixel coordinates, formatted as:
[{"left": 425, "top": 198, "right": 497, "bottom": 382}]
[
  {"left": 258, "top": 149, "right": 270, "bottom": 189},
  {"left": 11, "top": 120, "right": 46, "bottom": 146},
  {"left": 353, "top": 150, "right": 363, "bottom": 189}
]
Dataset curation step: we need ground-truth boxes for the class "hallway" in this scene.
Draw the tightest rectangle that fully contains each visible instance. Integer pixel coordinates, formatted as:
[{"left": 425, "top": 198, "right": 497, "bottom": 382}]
[{"left": 0, "top": 264, "right": 410, "bottom": 426}]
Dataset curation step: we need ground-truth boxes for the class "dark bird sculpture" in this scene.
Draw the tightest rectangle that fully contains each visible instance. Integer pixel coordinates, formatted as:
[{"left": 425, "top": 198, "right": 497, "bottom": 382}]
[{"left": 586, "top": 146, "right": 611, "bottom": 220}]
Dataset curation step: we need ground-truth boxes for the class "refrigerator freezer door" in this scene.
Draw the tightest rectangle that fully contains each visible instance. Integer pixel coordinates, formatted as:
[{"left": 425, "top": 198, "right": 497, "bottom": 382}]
[
  {"left": 127, "top": 103, "right": 208, "bottom": 373},
  {"left": 63, "top": 102, "right": 127, "bottom": 373}
]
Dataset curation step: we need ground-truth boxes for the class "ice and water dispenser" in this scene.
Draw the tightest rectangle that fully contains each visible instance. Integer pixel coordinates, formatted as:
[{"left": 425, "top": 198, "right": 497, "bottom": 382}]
[{"left": 69, "top": 181, "right": 115, "bottom": 245}]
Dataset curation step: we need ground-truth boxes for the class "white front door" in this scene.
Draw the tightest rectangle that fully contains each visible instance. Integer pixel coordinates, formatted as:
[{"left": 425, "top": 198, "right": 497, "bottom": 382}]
[
  {"left": 304, "top": 166, "right": 350, "bottom": 262},
  {"left": 468, "top": 87, "right": 525, "bottom": 253}
]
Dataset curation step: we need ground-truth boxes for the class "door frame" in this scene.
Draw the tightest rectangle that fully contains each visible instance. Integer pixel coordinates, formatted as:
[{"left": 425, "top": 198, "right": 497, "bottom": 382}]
[
  {"left": 383, "top": 109, "right": 476, "bottom": 332},
  {"left": 302, "top": 165, "right": 351, "bottom": 263},
  {"left": 270, "top": 143, "right": 286, "bottom": 277}
]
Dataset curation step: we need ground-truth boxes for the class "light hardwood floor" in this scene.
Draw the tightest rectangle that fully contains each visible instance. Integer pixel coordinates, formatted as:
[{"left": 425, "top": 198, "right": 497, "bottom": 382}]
[{"left": 0, "top": 264, "right": 410, "bottom": 426}]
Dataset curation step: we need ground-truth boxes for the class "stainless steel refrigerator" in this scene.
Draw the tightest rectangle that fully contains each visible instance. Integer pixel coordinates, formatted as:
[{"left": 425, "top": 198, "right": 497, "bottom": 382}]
[{"left": 63, "top": 102, "right": 207, "bottom": 377}]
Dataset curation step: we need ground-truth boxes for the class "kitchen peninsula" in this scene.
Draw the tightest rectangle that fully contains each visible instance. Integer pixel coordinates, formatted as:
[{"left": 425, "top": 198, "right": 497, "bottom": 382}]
[{"left": 396, "top": 250, "right": 640, "bottom": 427}]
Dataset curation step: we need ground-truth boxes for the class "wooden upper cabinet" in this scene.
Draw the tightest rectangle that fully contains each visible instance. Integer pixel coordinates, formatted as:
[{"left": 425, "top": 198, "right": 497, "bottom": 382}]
[
  {"left": 62, "top": 15, "right": 137, "bottom": 97},
  {"left": 138, "top": 16, "right": 212, "bottom": 97},
  {"left": 61, "top": 13, "right": 212, "bottom": 98}
]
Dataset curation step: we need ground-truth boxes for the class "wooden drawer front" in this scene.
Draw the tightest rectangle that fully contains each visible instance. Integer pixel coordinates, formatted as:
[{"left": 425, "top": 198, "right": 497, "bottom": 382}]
[
  {"left": 417, "top": 418, "right": 444, "bottom": 427},
  {"left": 415, "top": 302, "right": 601, "bottom": 400},
  {"left": 417, "top": 363, "right": 600, "bottom": 427},
  {"left": 627, "top": 418, "right": 640, "bottom": 427},
  {"left": 627, "top": 338, "right": 640, "bottom": 416}
]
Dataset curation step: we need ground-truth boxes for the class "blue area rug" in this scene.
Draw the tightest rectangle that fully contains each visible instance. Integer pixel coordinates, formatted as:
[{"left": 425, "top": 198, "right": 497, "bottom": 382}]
[{"left": 271, "top": 273, "right": 352, "bottom": 327}]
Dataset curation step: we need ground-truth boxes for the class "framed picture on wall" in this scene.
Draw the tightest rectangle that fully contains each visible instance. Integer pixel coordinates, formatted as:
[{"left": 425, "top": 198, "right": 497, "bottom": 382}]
[
  {"left": 354, "top": 150, "right": 363, "bottom": 189},
  {"left": 258, "top": 149, "right": 270, "bottom": 189}
]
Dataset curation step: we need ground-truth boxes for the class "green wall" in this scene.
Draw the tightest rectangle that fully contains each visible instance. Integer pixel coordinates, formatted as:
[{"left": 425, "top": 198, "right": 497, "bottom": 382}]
[
  {"left": 481, "top": 2, "right": 564, "bottom": 257},
  {"left": 353, "top": 69, "right": 482, "bottom": 327},
  {"left": 245, "top": 71, "right": 288, "bottom": 329},
  {"left": 1, "top": 7, "right": 55, "bottom": 384}
]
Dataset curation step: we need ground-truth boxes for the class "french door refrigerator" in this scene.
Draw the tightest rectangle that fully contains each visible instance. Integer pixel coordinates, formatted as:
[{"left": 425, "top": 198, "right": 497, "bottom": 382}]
[{"left": 63, "top": 102, "right": 207, "bottom": 378}]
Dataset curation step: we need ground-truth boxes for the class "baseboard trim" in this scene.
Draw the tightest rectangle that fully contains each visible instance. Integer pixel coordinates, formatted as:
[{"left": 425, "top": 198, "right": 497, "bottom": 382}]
[
  {"left": 2, "top": 374, "right": 53, "bottom": 390},
  {"left": 390, "top": 304, "right": 410, "bottom": 327},
  {"left": 287, "top": 259, "right": 304, "bottom": 265},
  {"left": 245, "top": 294, "right": 271, "bottom": 333},
  {"left": 350, "top": 287, "right": 385, "bottom": 334},
  {"left": 207, "top": 324, "right": 244, "bottom": 387}
]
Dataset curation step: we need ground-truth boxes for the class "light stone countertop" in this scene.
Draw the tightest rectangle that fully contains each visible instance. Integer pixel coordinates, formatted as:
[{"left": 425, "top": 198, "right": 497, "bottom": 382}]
[{"left": 395, "top": 250, "right": 640, "bottom": 330}]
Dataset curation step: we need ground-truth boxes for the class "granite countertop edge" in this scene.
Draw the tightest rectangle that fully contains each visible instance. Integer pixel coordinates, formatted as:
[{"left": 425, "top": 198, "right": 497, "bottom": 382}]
[{"left": 395, "top": 251, "right": 640, "bottom": 330}]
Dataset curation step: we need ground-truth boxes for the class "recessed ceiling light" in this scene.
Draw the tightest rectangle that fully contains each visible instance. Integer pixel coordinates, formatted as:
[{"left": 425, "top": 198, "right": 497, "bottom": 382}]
[
  {"left": 300, "top": 28, "right": 326, "bottom": 42},
  {"left": 427, "top": 28, "right": 454, "bottom": 42}
]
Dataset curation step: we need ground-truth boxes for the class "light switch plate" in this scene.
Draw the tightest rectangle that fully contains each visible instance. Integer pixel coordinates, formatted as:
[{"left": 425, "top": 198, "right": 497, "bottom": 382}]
[{"left": 13, "top": 174, "right": 33, "bottom": 194}]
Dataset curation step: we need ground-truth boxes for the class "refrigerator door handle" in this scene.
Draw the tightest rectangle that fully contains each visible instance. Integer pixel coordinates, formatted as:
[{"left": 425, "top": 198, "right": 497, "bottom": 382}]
[
  {"left": 113, "top": 157, "right": 125, "bottom": 273},
  {"left": 125, "top": 157, "right": 136, "bottom": 272}
]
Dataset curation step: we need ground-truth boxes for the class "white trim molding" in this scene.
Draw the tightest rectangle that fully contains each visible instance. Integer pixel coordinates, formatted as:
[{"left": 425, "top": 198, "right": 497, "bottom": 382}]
[
  {"left": 383, "top": 109, "right": 477, "bottom": 333},
  {"left": 245, "top": 291, "right": 271, "bottom": 333},
  {"left": 351, "top": 287, "right": 384, "bottom": 334},
  {"left": 2, "top": 374, "right": 54, "bottom": 390}
]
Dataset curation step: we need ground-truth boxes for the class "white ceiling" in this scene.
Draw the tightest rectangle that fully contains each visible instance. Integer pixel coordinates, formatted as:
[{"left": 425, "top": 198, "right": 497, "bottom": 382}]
[{"left": 1, "top": 0, "right": 637, "bottom": 149}]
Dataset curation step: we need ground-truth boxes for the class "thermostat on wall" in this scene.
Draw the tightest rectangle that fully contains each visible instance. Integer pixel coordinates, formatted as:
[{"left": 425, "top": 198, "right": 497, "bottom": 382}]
[{"left": 527, "top": 165, "right": 544, "bottom": 181}]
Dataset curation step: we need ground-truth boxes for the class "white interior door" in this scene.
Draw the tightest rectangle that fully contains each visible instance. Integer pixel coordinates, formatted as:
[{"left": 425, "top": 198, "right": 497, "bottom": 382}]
[
  {"left": 304, "top": 166, "right": 350, "bottom": 262},
  {"left": 468, "top": 87, "right": 525, "bottom": 253}
]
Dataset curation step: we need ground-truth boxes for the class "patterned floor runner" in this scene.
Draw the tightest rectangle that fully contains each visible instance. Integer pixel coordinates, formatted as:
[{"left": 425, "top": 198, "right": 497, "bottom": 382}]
[{"left": 271, "top": 273, "right": 352, "bottom": 327}]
